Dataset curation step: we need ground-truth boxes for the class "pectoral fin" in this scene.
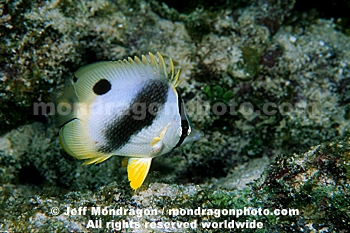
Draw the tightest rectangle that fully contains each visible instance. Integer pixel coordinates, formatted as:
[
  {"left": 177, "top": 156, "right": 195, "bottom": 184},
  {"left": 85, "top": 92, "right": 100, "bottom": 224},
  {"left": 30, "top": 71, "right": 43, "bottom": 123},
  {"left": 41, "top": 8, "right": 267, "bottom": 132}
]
[
  {"left": 127, "top": 158, "right": 153, "bottom": 190},
  {"left": 150, "top": 123, "right": 170, "bottom": 154}
]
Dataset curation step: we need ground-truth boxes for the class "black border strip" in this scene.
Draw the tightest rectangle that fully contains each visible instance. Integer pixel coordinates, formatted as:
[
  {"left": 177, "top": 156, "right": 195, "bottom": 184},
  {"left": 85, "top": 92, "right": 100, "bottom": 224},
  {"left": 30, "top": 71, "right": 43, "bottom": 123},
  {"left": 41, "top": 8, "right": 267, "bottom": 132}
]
[{"left": 173, "top": 91, "right": 189, "bottom": 149}]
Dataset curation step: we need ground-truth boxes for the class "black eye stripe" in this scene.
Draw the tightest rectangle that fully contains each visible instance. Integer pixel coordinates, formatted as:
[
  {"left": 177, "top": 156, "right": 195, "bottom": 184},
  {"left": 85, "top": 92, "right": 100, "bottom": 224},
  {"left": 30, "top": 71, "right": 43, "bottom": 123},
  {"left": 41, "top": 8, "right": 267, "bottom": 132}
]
[
  {"left": 93, "top": 79, "right": 111, "bottom": 95},
  {"left": 173, "top": 90, "right": 189, "bottom": 149}
]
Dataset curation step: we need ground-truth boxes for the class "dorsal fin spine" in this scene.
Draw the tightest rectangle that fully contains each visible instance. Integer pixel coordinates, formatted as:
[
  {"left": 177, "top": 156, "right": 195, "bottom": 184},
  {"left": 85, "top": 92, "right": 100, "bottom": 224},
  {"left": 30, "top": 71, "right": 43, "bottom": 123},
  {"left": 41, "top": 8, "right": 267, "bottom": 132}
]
[
  {"left": 157, "top": 52, "right": 167, "bottom": 78},
  {"left": 169, "top": 59, "right": 175, "bottom": 80},
  {"left": 117, "top": 52, "right": 181, "bottom": 85},
  {"left": 141, "top": 55, "right": 147, "bottom": 64},
  {"left": 149, "top": 52, "right": 156, "bottom": 66}
]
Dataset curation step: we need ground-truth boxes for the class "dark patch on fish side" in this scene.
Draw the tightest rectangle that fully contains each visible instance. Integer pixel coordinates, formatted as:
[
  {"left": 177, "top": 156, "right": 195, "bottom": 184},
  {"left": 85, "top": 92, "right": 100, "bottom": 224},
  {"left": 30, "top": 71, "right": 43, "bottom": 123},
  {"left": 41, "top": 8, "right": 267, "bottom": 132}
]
[
  {"left": 93, "top": 79, "right": 112, "bottom": 95},
  {"left": 99, "top": 79, "right": 169, "bottom": 153}
]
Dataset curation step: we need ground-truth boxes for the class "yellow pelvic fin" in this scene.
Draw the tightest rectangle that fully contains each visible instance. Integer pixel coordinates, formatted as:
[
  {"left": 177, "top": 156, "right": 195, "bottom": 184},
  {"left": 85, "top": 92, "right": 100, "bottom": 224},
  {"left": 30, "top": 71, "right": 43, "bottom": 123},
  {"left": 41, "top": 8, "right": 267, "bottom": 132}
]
[
  {"left": 121, "top": 157, "right": 129, "bottom": 167},
  {"left": 127, "top": 158, "right": 153, "bottom": 191}
]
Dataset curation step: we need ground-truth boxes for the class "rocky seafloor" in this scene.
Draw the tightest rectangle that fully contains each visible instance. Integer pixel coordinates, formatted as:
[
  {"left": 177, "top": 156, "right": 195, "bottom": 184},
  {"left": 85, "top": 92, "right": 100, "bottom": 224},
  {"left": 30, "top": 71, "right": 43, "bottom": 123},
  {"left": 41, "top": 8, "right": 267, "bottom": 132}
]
[{"left": 0, "top": 0, "right": 349, "bottom": 232}]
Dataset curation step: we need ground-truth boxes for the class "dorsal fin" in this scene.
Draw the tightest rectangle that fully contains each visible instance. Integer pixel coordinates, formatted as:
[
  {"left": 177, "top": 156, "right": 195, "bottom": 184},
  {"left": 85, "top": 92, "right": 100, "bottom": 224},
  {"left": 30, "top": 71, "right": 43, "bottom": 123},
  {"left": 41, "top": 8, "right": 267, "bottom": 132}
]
[{"left": 70, "top": 52, "right": 181, "bottom": 104}]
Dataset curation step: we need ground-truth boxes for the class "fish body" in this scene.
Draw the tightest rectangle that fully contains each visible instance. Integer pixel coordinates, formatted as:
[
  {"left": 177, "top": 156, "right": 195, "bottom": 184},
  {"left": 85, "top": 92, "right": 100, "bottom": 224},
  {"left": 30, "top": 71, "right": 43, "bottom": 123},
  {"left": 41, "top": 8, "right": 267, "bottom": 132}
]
[{"left": 57, "top": 52, "right": 201, "bottom": 190}]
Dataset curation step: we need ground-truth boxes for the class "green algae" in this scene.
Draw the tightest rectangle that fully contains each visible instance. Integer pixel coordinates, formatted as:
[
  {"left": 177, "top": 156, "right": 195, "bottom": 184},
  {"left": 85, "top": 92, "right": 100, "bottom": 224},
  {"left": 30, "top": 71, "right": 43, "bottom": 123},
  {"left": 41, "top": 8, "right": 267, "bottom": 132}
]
[{"left": 203, "top": 84, "right": 234, "bottom": 104}]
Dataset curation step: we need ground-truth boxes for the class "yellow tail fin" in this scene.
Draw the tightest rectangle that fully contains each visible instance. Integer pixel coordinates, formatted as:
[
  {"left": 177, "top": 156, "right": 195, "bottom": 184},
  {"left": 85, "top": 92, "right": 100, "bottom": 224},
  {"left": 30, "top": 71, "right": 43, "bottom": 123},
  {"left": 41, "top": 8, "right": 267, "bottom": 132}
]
[{"left": 127, "top": 158, "right": 153, "bottom": 191}]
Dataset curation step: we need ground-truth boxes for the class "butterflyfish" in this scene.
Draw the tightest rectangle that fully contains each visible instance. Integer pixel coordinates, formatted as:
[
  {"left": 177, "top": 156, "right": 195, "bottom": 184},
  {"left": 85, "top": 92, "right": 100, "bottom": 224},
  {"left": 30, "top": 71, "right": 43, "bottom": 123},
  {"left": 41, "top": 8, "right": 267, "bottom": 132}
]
[{"left": 57, "top": 52, "right": 202, "bottom": 190}]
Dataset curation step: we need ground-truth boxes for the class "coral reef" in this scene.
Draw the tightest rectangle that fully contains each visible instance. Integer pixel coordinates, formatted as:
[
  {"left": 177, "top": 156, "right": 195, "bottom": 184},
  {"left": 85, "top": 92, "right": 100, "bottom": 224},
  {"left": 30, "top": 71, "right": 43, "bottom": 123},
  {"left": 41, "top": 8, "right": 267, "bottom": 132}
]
[
  {"left": 1, "top": 0, "right": 350, "bottom": 231},
  {"left": 1, "top": 133, "right": 349, "bottom": 232}
]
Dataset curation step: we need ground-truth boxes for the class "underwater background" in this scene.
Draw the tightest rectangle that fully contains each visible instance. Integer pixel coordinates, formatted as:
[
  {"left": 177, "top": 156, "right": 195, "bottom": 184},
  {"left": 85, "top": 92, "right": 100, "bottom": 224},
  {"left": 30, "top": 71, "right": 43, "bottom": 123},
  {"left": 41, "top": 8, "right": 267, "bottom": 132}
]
[{"left": 1, "top": 0, "right": 350, "bottom": 232}]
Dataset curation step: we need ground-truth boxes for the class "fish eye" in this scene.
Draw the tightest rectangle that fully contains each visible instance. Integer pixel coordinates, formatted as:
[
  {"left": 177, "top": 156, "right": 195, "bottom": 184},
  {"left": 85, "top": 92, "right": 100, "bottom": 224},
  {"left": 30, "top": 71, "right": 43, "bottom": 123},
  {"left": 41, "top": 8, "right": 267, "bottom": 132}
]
[
  {"left": 73, "top": 75, "right": 78, "bottom": 83},
  {"left": 93, "top": 79, "right": 112, "bottom": 95}
]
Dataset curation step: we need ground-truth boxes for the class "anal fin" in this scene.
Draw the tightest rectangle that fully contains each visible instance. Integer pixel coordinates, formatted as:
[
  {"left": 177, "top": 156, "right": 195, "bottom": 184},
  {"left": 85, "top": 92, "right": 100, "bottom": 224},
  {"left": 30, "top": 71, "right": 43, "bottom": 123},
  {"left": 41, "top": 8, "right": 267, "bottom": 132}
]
[
  {"left": 127, "top": 158, "right": 153, "bottom": 191},
  {"left": 82, "top": 154, "right": 112, "bottom": 165},
  {"left": 59, "top": 118, "right": 112, "bottom": 165}
]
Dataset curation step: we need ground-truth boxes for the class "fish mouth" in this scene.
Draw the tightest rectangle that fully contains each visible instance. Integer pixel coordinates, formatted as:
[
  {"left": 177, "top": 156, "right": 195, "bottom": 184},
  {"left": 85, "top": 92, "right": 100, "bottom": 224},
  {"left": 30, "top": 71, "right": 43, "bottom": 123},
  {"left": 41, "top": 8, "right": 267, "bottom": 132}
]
[{"left": 191, "top": 127, "right": 204, "bottom": 141}]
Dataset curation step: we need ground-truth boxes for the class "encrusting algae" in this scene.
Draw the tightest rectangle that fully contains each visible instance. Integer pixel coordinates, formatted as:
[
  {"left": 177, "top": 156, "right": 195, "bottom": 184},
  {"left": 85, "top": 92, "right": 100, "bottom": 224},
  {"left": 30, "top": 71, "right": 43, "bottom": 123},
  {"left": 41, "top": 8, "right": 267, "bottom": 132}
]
[{"left": 1, "top": 0, "right": 350, "bottom": 231}]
